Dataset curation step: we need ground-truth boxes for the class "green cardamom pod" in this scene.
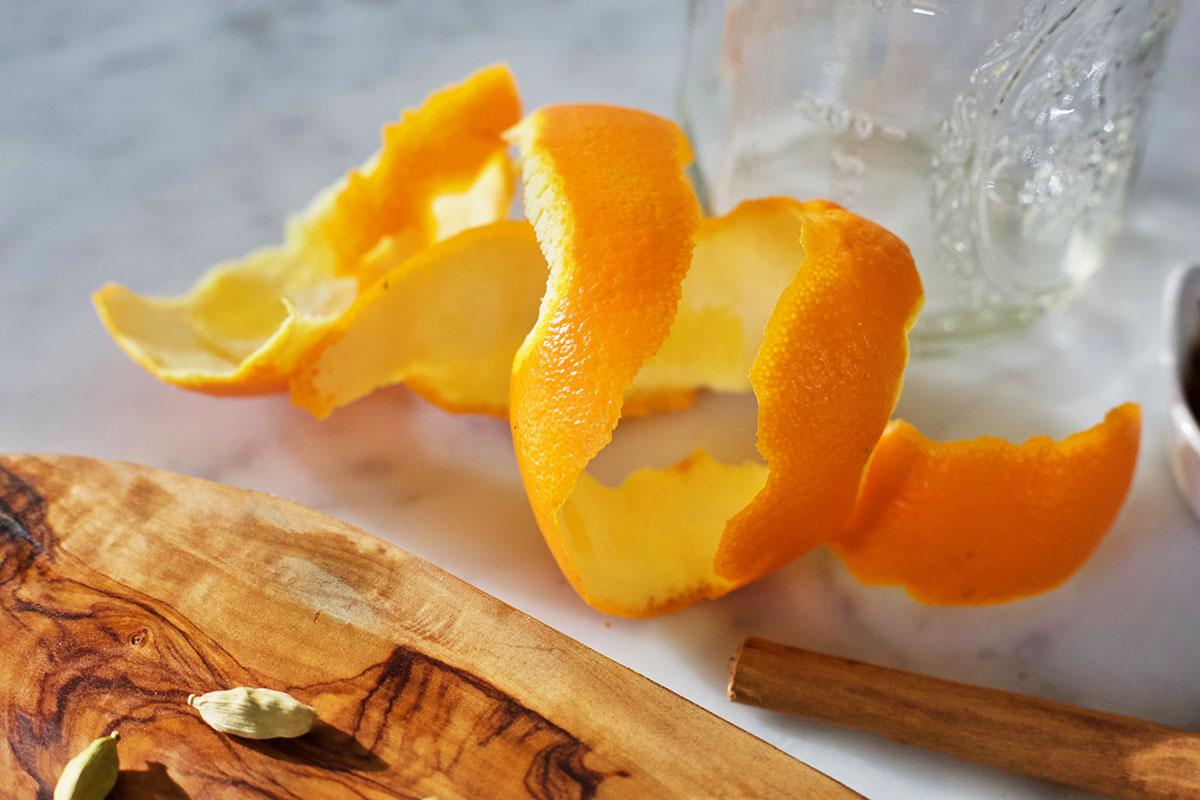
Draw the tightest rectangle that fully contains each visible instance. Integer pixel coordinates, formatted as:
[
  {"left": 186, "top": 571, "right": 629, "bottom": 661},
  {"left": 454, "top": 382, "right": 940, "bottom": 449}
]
[
  {"left": 53, "top": 731, "right": 119, "bottom": 800},
  {"left": 188, "top": 687, "right": 317, "bottom": 739}
]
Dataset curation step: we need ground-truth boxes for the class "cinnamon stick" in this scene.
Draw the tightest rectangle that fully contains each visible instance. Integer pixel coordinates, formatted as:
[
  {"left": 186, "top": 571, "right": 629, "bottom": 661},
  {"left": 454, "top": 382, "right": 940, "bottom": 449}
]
[{"left": 729, "top": 636, "right": 1200, "bottom": 800}]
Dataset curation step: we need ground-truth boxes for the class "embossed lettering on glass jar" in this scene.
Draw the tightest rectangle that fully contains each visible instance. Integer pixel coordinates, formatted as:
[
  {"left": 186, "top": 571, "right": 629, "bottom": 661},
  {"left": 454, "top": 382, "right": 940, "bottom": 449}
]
[{"left": 679, "top": 0, "right": 1179, "bottom": 349}]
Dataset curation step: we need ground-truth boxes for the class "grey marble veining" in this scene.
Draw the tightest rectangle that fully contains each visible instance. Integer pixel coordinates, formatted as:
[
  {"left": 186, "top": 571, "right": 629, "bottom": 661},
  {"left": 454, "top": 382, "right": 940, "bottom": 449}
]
[{"left": 3, "top": 3, "right": 1200, "bottom": 798}]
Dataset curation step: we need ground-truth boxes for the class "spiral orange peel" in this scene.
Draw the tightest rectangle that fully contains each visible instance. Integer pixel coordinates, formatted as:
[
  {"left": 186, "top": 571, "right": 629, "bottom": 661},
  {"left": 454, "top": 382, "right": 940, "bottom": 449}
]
[
  {"left": 92, "top": 64, "right": 520, "bottom": 395},
  {"left": 93, "top": 68, "right": 1142, "bottom": 617},
  {"left": 508, "top": 105, "right": 926, "bottom": 616}
]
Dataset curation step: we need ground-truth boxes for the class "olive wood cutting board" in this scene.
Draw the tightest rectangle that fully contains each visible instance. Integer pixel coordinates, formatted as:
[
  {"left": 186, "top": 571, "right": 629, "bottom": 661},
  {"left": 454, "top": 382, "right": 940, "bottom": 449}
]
[{"left": 0, "top": 454, "right": 858, "bottom": 799}]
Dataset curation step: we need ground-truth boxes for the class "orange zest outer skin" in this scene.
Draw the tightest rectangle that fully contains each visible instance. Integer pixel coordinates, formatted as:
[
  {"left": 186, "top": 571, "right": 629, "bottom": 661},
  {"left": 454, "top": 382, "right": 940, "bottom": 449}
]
[
  {"left": 712, "top": 200, "right": 924, "bottom": 586},
  {"left": 320, "top": 63, "right": 522, "bottom": 278},
  {"left": 831, "top": 403, "right": 1142, "bottom": 604},
  {"left": 507, "top": 105, "right": 702, "bottom": 600}
]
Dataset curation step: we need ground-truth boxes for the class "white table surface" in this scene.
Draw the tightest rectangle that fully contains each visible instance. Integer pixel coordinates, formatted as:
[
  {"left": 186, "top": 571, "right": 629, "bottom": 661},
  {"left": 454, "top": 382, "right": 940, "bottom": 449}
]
[{"left": 4, "top": 3, "right": 1199, "bottom": 798}]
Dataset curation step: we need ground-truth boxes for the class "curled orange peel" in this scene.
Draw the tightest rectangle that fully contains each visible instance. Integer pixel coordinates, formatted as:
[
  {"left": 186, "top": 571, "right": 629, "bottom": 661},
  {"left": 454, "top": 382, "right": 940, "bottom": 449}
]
[
  {"left": 92, "top": 64, "right": 520, "bottom": 396},
  {"left": 830, "top": 404, "right": 1142, "bottom": 605},
  {"left": 508, "top": 106, "right": 923, "bottom": 616},
  {"left": 93, "top": 69, "right": 1143, "bottom": 617}
]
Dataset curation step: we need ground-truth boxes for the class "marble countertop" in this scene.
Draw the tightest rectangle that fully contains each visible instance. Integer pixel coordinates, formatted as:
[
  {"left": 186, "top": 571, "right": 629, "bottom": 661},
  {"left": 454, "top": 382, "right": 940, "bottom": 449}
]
[{"left": 4, "top": 3, "right": 1199, "bottom": 797}]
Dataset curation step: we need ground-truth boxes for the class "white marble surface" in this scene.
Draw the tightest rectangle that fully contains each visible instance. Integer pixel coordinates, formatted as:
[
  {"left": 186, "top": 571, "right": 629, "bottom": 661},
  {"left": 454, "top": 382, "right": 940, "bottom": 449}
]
[{"left": 3, "top": 3, "right": 1200, "bottom": 798}]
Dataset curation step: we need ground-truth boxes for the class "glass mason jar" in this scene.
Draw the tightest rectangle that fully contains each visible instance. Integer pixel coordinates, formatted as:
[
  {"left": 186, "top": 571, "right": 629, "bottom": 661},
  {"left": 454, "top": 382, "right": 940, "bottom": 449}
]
[{"left": 679, "top": 0, "right": 1180, "bottom": 350}]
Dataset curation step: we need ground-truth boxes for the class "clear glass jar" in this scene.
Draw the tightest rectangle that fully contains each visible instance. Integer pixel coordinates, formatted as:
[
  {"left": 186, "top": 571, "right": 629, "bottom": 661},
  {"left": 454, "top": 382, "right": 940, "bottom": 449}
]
[{"left": 679, "top": 0, "right": 1180, "bottom": 350}]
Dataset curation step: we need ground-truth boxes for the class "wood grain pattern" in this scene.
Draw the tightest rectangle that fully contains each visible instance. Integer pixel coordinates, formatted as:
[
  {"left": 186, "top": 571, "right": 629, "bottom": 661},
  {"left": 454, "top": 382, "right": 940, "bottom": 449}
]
[
  {"left": 730, "top": 636, "right": 1200, "bottom": 800},
  {"left": 0, "top": 455, "right": 858, "bottom": 799}
]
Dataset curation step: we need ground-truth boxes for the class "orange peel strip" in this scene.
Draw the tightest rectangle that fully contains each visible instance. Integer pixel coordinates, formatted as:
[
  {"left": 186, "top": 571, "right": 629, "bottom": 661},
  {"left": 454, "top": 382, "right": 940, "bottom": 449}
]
[
  {"left": 509, "top": 105, "right": 924, "bottom": 617},
  {"left": 830, "top": 403, "right": 1142, "bottom": 604},
  {"left": 507, "top": 103, "right": 702, "bottom": 525},
  {"left": 93, "top": 64, "right": 520, "bottom": 396}
]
